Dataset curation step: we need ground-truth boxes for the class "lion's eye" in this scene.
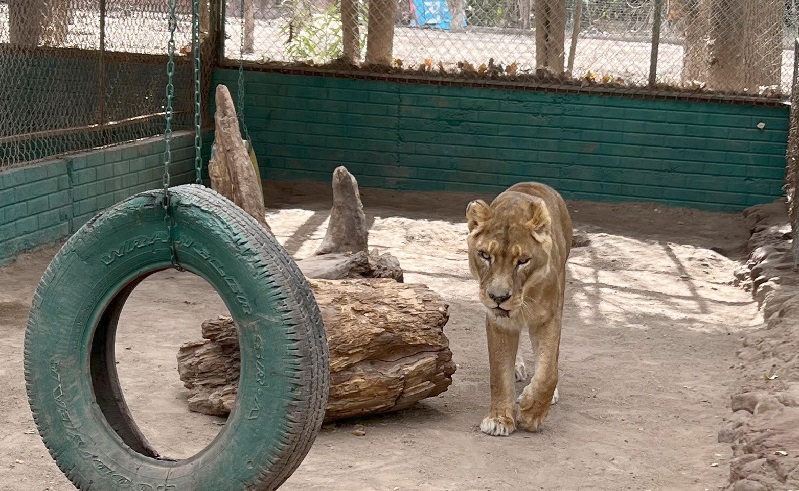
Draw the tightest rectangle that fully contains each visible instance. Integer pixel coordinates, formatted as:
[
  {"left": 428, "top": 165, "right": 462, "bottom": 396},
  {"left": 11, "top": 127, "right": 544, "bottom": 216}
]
[
  {"left": 516, "top": 257, "right": 530, "bottom": 267},
  {"left": 478, "top": 250, "right": 491, "bottom": 262}
]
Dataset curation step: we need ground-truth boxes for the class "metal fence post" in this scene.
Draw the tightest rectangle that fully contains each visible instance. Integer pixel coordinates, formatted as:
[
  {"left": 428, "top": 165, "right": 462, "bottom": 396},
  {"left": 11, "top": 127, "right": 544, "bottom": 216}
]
[{"left": 789, "top": 39, "right": 799, "bottom": 263}]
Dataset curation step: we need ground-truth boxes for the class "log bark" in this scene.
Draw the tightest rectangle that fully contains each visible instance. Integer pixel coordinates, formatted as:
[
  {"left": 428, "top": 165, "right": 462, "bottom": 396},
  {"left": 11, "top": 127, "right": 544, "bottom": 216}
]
[
  {"left": 177, "top": 279, "right": 455, "bottom": 422},
  {"left": 293, "top": 165, "right": 403, "bottom": 281},
  {"left": 297, "top": 249, "right": 403, "bottom": 281},
  {"left": 208, "top": 84, "right": 270, "bottom": 232}
]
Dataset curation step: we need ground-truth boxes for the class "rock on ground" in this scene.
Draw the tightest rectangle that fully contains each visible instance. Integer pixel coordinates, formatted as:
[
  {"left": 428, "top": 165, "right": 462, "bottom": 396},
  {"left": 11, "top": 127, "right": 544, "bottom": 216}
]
[{"left": 722, "top": 199, "right": 799, "bottom": 491}]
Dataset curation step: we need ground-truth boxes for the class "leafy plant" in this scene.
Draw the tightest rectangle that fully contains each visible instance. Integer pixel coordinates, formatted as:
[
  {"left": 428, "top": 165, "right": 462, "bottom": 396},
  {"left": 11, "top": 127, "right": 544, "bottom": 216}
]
[{"left": 280, "top": 0, "right": 368, "bottom": 63}]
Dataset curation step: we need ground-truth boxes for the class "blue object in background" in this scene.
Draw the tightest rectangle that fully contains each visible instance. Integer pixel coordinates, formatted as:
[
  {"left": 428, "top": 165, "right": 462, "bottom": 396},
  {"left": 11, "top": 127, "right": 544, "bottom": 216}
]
[{"left": 409, "top": 0, "right": 466, "bottom": 30}]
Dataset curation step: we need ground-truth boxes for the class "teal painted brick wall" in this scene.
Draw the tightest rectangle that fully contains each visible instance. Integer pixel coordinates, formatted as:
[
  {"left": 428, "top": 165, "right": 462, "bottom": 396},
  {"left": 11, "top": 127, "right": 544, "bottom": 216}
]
[
  {"left": 213, "top": 70, "right": 788, "bottom": 211},
  {"left": 0, "top": 132, "right": 202, "bottom": 265}
]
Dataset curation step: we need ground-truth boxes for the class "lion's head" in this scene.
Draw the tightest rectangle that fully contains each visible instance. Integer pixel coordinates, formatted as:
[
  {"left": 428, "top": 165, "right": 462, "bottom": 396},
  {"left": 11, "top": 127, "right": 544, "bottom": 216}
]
[{"left": 466, "top": 192, "right": 555, "bottom": 320}]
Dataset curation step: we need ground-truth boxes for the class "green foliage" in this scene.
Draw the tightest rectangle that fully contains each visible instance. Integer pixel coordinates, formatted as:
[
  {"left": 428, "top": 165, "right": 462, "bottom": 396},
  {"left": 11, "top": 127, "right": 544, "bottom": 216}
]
[
  {"left": 280, "top": 0, "right": 368, "bottom": 63},
  {"left": 465, "top": 0, "right": 508, "bottom": 27}
]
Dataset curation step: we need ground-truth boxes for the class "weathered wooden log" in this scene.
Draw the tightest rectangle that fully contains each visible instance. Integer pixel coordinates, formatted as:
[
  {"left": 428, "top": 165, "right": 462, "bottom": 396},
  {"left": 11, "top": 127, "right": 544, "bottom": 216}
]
[
  {"left": 296, "top": 249, "right": 403, "bottom": 282},
  {"left": 316, "top": 166, "right": 369, "bottom": 256},
  {"left": 208, "top": 84, "right": 270, "bottom": 232},
  {"left": 291, "top": 165, "right": 403, "bottom": 281},
  {"left": 177, "top": 278, "right": 455, "bottom": 422}
]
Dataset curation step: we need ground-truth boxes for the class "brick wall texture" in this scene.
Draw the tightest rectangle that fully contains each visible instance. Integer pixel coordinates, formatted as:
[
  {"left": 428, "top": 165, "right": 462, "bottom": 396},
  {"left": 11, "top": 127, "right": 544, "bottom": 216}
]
[
  {"left": 0, "top": 132, "right": 197, "bottom": 265},
  {"left": 1, "top": 71, "right": 790, "bottom": 264},
  {"left": 214, "top": 70, "right": 788, "bottom": 212}
]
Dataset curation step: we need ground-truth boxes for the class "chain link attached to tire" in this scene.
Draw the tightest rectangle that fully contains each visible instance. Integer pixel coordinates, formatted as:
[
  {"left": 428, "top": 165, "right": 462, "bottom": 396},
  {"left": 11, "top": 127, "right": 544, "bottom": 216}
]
[
  {"left": 193, "top": 0, "right": 203, "bottom": 185},
  {"left": 163, "top": 0, "right": 180, "bottom": 269},
  {"left": 238, "top": 0, "right": 251, "bottom": 143}
]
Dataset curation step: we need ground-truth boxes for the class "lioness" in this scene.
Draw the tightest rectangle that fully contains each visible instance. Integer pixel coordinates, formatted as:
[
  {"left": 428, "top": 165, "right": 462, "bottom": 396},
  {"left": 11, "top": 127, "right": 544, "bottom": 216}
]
[{"left": 466, "top": 182, "right": 572, "bottom": 436}]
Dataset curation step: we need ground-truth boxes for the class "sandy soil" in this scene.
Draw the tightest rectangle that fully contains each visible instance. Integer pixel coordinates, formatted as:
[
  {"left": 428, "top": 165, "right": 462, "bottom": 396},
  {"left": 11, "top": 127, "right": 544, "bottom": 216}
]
[{"left": 0, "top": 181, "right": 764, "bottom": 490}]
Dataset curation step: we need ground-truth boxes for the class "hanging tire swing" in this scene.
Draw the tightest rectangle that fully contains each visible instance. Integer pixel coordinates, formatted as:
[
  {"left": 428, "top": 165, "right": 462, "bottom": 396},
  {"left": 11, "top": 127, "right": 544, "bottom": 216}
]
[{"left": 23, "top": 2, "right": 329, "bottom": 490}]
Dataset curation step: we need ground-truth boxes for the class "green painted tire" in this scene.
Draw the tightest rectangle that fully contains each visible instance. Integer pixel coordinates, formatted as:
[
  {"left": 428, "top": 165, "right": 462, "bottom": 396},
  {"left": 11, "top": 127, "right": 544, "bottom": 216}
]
[{"left": 24, "top": 184, "right": 329, "bottom": 490}]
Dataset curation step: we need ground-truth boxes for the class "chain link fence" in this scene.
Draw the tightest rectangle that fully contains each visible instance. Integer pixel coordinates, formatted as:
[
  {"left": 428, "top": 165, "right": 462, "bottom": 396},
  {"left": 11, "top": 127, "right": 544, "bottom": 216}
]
[
  {"left": 787, "top": 39, "right": 799, "bottom": 262},
  {"left": 0, "top": 0, "right": 200, "bottom": 169},
  {"left": 222, "top": 0, "right": 798, "bottom": 98},
  {"left": 1, "top": 0, "right": 795, "bottom": 169}
]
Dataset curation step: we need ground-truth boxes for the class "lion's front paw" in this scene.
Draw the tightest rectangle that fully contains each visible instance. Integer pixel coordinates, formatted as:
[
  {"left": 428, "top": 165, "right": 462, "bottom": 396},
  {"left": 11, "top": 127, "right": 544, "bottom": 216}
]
[
  {"left": 517, "top": 386, "right": 559, "bottom": 405},
  {"left": 517, "top": 405, "right": 550, "bottom": 432},
  {"left": 480, "top": 413, "right": 516, "bottom": 437},
  {"left": 517, "top": 390, "right": 553, "bottom": 432}
]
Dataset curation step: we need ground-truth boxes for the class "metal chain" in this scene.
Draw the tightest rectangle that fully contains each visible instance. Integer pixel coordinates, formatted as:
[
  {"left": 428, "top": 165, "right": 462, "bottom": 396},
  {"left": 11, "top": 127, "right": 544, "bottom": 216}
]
[
  {"left": 163, "top": 0, "right": 180, "bottom": 269},
  {"left": 163, "top": 2, "right": 176, "bottom": 196},
  {"left": 238, "top": 0, "right": 250, "bottom": 142},
  {"left": 193, "top": 0, "right": 202, "bottom": 184}
]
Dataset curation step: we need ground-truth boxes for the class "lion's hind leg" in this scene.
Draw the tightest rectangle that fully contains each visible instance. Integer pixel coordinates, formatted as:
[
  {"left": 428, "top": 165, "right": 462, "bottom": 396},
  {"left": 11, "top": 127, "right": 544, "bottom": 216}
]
[
  {"left": 514, "top": 350, "right": 528, "bottom": 382},
  {"left": 515, "top": 343, "right": 557, "bottom": 402}
]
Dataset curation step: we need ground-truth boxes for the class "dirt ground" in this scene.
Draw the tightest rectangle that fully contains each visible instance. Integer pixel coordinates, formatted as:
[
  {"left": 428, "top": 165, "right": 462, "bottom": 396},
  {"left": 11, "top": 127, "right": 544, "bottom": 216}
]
[
  {"left": 716, "top": 200, "right": 799, "bottom": 491},
  {"left": 0, "top": 181, "right": 766, "bottom": 490}
]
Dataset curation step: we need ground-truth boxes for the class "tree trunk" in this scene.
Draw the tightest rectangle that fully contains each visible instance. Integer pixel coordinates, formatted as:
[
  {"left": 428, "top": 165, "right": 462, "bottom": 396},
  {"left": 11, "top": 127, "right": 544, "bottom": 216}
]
[
  {"left": 534, "top": 0, "right": 567, "bottom": 74},
  {"left": 708, "top": 0, "right": 782, "bottom": 92},
  {"left": 679, "top": 0, "right": 711, "bottom": 85},
  {"left": 208, "top": 84, "right": 270, "bottom": 231},
  {"left": 707, "top": 0, "right": 744, "bottom": 91},
  {"left": 8, "top": 0, "right": 65, "bottom": 48},
  {"left": 364, "top": 0, "right": 397, "bottom": 66},
  {"left": 741, "top": 0, "right": 782, "bottom": 91},
  {"left": 9, "top": 0, "right": 42, "bottom": 47},
  {"left": 244, "top": 0, "right": 255, "bottom": 54},
  {"left": 520, "top": 0, "right": 531, "bottom": 30},
  {"left": 200, "top": 0, "right": 210, "bottom": 37},
  {"left": 450, "top": 0, "right": 466, "bottom": 31},
  {"left": 43, "top": 0, "right": 72, "bottom": 46},
  {"left": 566, "top": 0, "right": 582, "bottom": 76},
  {"left": 177, "top": 279, "right": 456, "bottom": 422},
  {"left": 342, "top": 0, "right": 361, "bottom": 62}
]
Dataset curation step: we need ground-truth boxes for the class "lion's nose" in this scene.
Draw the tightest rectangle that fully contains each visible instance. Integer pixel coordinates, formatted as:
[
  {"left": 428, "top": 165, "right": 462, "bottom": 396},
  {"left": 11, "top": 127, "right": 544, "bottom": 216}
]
[{"left": 488, "top": 291, "right": 511, "bottom": 305}]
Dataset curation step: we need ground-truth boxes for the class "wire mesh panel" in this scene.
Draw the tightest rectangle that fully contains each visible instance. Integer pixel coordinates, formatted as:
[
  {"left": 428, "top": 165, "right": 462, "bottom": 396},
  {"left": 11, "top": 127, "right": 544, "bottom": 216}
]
[
  {"left": 221, "top": 0, "right": 796, "bottom": 100},
  {"left": 0, "top": 0, "right": 195, "bottom": 169},
  {"left": 659, "top": 0, "right": 791, "bottom": 95},
  {"left": 105, "top": 0, "right": 193, "bottom": 53}
]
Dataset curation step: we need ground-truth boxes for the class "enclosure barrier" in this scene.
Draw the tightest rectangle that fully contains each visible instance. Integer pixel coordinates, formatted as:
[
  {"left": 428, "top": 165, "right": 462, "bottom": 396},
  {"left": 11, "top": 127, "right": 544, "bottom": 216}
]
[
  {"left": 0, "top": 0, "right": 793, "bottom": 171},
  {"left": 787, "top": 38, "right": 799, "bottom": 262},
  {"left": 224, "top": 0, "right": 795, "bottom": 98},
  {"left": 0, "top": 0, "right": 211, "bottom": 169}
]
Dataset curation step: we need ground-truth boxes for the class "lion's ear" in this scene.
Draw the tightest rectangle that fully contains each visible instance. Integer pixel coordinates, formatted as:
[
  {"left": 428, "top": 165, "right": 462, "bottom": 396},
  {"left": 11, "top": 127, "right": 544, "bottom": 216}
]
[
  {"left": 526, "top": 201, "right": 552, "bottom": 243},
  {"left": 466, "top": 200, "right": 490, "bottom": 232}
]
